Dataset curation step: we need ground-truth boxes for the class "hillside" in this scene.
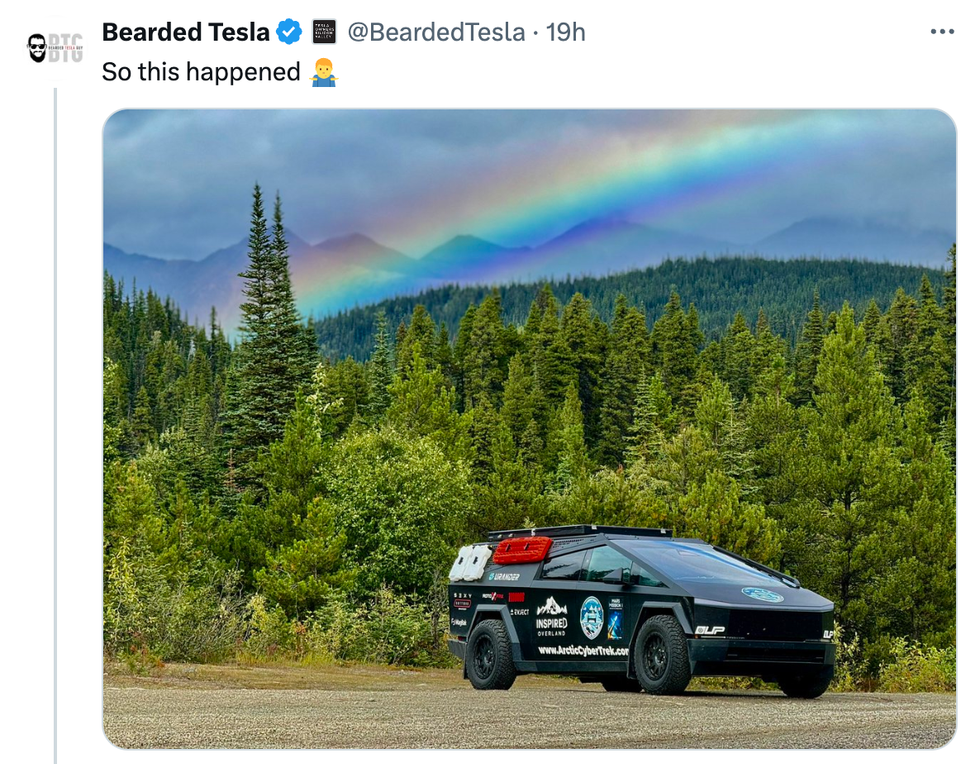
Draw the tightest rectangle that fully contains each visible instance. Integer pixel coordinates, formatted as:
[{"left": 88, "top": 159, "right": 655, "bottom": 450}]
[
  {"left": 314, "top": 256, "right": 945, "bottom": 360},
  {"left": 104, "top": 215, "right": 952, "bottom": 330}
]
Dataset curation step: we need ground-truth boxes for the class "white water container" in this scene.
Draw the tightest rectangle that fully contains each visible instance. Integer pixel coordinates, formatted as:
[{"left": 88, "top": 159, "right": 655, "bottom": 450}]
[
  {"left": 461, "top": 545, "right": 493, "bottom": 581},
  {"left": 448, "top": 545, "right": 474, "bottom": 582}
]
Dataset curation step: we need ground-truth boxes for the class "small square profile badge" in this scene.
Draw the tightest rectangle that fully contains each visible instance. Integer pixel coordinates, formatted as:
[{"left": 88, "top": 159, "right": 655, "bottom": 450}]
[{"left": 313, "top": 20, "right": 337, "bottom": 44}]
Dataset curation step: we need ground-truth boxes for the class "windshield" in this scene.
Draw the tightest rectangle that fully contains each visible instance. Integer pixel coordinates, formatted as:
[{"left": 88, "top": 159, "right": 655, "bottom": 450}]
[{"left": 616, "top": 540, "right": 787, "bottom": 586}]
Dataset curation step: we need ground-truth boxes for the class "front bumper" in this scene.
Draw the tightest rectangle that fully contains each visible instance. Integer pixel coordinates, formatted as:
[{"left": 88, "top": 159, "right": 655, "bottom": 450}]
[{"left": 688, "top": 638, "right": 835, "bottom": 677}]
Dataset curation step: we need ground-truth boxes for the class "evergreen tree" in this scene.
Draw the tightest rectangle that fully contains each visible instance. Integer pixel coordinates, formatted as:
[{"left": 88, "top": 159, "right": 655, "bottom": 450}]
[
  {"left": 396, "top": 305, "right": 437, "bottom": 375},
  {"left": 800, "top": 304, "right": 897, "bottom": 641},
  {"left": 226, "top": 186, "right": 317, "bottom": 474},
  {"left": 366, "top": 311, "right": 393, "bottom": 420},
  {"left": 652, "top": 291, "right": 700, "bottom": 409},
  {"left": 721, "top": 311, "right": 756, "bottom": 401},
  {"left": 626, "top": 374, "right": 675, "bottom": 466},
  {"left": 553, "top": 383, "right": 589, "bottom": 489},
  {"left": 791, "top": 291, "right": 824, "bottom": 406},
  {"left": 598, "top": 298, "right": 650, "bottom": 465}
]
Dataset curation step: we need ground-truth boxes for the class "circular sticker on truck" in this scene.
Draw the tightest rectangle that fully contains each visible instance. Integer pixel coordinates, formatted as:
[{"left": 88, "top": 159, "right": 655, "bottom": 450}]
[
  {"left": 580, "top": 597, "right": 604, "bottom": 640},
  {"left": 741, "top": 587, "right": 784, "bottom": 603}
]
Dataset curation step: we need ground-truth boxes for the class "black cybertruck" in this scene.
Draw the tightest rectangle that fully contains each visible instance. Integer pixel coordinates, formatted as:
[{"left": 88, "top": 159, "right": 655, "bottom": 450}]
[{"left": 447, "top": 525, "right": 835, "bottom": 698}]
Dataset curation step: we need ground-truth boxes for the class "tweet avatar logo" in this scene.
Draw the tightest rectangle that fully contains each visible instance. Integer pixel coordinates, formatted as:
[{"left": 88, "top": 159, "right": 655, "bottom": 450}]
[{"left": 276, "top": 19, "right": 302, "bottom": 44}]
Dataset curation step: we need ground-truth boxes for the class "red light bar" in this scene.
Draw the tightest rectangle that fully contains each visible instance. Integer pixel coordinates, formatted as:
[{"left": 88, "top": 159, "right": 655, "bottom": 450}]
[{"left": 492, "top": 536, "right": 553, "bottom": 565}]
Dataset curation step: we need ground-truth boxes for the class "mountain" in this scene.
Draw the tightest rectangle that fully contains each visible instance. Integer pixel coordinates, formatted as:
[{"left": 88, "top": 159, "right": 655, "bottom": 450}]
[
  {"left": 416, "top": 235, "right": 533, "bottom": 282},
  {"left": 754, "top": 217, "right": 954, "bottom": 267},
  {"left": 527, "top": 218, "right": 735, "bottom": 279},
  {"left": 104, "top": 215, "right": 954, "bottom": 330}
]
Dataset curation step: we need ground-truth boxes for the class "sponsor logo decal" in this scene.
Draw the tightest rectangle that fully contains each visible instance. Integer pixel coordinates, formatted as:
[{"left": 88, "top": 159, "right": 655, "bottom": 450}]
[
  {"left": 741, "top": 587, "right": 785, "bottom": 603},
  {"left": 488, "top": 572, "right": 520, "bottom": 582},
  {"left": 537, "top": 597, "right": 567, "bottom": 616},
  {"left": 510, "top": 608, "right": 530, "bottom": 616},
  {"left": 451, "top": 618, "right": 468, "bottom": 628},
  {"left": 823, "top": 630, "right": 834, "bottom": 640},
  {"left": 453, "top": 598, "right": 471, "bottom": 610},
  {"left": 695, "top": 625, "right": 726, "bottom": 635},
  {"left": 609, "top": 597, "right": 623, "bottom": 610},
  {"left": 536, "top": 597, "right": 569, "bottom": 635},
  {"left": 538, "top": 644, "right": 629, "bottom": 658},
  {"left": 482, "top": 592, "right": 504, "bottom": 601},
  {"left": 508, "top": 592, "right": 525, "bottom": 603},
  {"left": 606, "top": 610, "right": 623, "bottom": 640},
  {"left": 580, "top": 596, "right": 604, "bottom": 640}
]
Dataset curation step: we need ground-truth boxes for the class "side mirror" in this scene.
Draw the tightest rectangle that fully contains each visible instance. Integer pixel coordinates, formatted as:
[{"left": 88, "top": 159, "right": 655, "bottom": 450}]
[{"left": 602, "top": 568, "right": 632, "bottom": 587}]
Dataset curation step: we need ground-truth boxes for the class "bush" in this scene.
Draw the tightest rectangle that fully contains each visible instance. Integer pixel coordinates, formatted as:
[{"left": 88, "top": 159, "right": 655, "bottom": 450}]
[
  {"left": 877, "top": 638, "right": 956, "bottom": 693},
  {"left": 104, "top": 538, "right": 246, "bottom": 663},
  {"left": 310, "top": 585, "right": 444, "bottom": 666},
  {"left": 240, "top": 586, "right": 453, "bottom": 667}
]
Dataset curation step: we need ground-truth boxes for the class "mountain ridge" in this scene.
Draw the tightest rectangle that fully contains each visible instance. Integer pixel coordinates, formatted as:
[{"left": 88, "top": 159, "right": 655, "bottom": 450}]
[{"left": 104, "top": 215, "right": 954, "bottom": 327}]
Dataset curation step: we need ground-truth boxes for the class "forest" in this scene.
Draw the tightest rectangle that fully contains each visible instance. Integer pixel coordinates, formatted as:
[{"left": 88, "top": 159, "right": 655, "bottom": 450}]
[
  {"left": 103, "top": 185, "right": 956, "bottom": 688},
  {"left": 314, "top": 257, "right": 943, "bottom": 361}
]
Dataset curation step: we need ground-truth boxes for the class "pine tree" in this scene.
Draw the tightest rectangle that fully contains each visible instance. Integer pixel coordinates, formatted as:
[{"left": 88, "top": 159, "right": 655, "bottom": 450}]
[
  {"left": 721, "top": 311, "right": 755, "bottom": 401},
  {"left": 553, "top": 383, "right": 589, "bottom": 490},
  {"left": 396, "top": 305, "right": 437, "bottom": 376},
  {"left": 461, "top": 291, "right": 507, "bottom": 407},
  {"left": 652, "top": 291, "right": 700, "bottom": 409},
  {"left": 226, "top": 185, "right": 317, "bottom": 473},
  {"left": 501, "top": 353, "right": 542, "bottom": 457},
  {"left": 791, "top": 291, "right": 824, "bottom": 406},
  {"left": 626, "top": 374, "right": 674, "bottom": 466},
  {"left": 598, "top": 298, "right": 650, "bottom": 466},
  {"left": 366, "top": 311, "right": 393, "bottom": 421},
  {"left": 800, "top": 303, "right": 897, "bottom": 641},
  {"left": 530, "top": 294, "right": 572, "bottom": 410}
]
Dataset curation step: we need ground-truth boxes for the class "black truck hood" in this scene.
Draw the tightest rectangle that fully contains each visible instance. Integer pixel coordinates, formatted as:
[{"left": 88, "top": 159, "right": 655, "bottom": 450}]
[{"left": 679, "top": 580, "right": 833, "bottom": 611}]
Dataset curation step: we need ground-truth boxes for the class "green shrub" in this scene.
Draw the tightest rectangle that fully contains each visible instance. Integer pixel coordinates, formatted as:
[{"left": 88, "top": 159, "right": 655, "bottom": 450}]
[
  {"left": 104, "top": 538, "right": 246, "bottom": 663},
  {"left": 877, "top": 638, "right": 956, "bottom": 693}
]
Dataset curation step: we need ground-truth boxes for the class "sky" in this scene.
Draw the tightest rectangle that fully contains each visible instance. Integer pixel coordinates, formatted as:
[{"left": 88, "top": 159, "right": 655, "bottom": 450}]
[{"left": 103, "top": 109, "right": 955, "bottom": 261}]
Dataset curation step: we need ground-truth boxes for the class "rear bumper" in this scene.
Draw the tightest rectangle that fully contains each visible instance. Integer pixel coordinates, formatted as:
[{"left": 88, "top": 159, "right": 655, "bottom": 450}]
[
  {"left": 447, "top": 638, "right": 466, "bottom": 661},
  {"left": 688, "top": 638, "right": 835, "bottom": 677}
]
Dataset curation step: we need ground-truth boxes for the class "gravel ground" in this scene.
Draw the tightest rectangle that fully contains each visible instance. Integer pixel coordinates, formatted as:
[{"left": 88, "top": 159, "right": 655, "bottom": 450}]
[{"left": 103, "top": 666, "right": 955, "bottom": 749}]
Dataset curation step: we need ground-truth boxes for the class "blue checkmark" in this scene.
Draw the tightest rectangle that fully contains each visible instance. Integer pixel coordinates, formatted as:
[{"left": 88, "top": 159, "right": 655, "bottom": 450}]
[{"left": 276, "top": 19, "right": 302, "bottom": 44}]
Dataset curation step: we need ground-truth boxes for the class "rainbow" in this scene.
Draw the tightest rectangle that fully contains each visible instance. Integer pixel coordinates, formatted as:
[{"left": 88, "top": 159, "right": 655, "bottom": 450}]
[{"left": 278, "top": 110, "right": 948, "bottom": 316}]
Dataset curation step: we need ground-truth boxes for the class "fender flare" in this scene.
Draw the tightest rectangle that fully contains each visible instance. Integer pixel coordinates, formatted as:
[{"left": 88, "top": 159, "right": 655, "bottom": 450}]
[
  {"left": 466, "top": 604, "right": 524, "bottom": 663},
  {"left": 634, "top": 600, "right": 693, "bottom": 634},
  {"left": 627, "top": 600, "right": 694, "bottom": 679}
]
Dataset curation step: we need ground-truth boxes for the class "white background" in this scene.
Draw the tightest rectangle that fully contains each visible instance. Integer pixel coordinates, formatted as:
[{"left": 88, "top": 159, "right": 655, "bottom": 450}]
[{"left": 3, "top": 0, "right": 974, "bottom": 761}]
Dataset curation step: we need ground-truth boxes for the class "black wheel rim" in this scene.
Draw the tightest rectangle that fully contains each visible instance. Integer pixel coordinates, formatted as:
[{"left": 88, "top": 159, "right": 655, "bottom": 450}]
[
  {"left": 643, "top": 633, "right": 668, "bottom": 681},
  {"left": 473, "top": 634, "right": 496, "bottom": 679}
]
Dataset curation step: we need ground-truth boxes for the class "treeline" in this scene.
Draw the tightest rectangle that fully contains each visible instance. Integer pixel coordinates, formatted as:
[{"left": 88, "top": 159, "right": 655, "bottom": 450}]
[
  {"left": 103, "top": 188, "right": 955, "bottom": 683},
  {"left": 314, "top": 257, "right": 944, "bottom": 361}
]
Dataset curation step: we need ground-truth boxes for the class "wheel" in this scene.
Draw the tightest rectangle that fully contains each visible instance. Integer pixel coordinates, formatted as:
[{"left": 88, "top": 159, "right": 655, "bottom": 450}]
[
  {"left": 465, "top": 619, "right": 517, "bottom": 690},
  {"left": 777, "top": 672, "right": 833, "bottom": 699},
  {"left": 633, "top": 615, "right": 691, "bottom": 695},
  {"left": 600, "top": 677, "right": 642, "bottom": 693}
]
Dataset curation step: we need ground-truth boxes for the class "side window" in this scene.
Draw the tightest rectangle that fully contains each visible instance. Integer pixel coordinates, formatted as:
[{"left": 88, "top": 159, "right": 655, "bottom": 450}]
[
  {"left": 585, "top": 546, "right": 634, "bottom": 582},
  {"left": 633, "top": 564, "right": 665, "bottom": 588},
  {"left": 586, "top": 545, "right": 666, "bottom": 587},
  {"left": 541, "top": 550, "right": 586, "bottom": 580}
]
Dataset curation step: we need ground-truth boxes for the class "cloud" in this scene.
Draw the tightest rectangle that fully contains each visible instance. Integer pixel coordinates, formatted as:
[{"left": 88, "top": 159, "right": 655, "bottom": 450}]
[{"left": 104, "top": 110, "right": 955, "bottom": 260}]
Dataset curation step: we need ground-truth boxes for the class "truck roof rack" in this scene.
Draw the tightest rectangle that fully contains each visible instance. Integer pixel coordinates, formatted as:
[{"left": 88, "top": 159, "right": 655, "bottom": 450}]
[{"left": 487, "top": 525, "right": 672, "bottom": 542}]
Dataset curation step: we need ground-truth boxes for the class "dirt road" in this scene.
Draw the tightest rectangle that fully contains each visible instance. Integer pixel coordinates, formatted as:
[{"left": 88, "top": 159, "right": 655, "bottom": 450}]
[{"left": 103, "top": 663, "right": 955, "bottom": 749}]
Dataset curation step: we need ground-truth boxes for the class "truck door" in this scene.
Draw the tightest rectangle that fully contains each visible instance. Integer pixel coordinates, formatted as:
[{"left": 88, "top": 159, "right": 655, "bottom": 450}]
[{"left": 579, "top": 546, "right": 636, "bottom": 660}]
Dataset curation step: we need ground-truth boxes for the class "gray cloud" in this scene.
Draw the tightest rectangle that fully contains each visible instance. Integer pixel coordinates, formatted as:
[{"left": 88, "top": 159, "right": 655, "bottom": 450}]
[{"left": 104, "top": 110, "right": 955, "bottom": 260}]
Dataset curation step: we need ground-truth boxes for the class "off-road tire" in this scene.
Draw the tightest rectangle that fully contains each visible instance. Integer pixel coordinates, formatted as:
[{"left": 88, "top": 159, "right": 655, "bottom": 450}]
[
  {"left": 633, "top": 615, "right": 691, "bottom": 695},
  {"left": 777, "top": 672, "right": 833, "bottom": 699},
  {"left": 465, "top": 619, "right": 517, "bottom": 690},
  {"left": 600, "top": 677, "right": 642, "bottom": 693}
]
